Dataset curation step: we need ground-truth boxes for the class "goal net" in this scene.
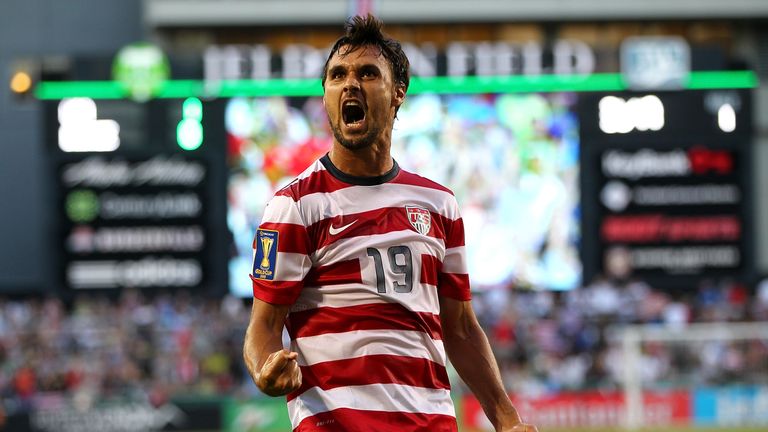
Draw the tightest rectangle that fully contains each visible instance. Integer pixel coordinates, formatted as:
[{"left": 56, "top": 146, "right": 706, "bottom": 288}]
[{"left": 618, "top": 322, "right": 768, "bottom": 429}]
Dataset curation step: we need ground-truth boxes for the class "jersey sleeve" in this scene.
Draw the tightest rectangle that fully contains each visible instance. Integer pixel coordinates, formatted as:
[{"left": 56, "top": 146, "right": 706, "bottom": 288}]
[
  {"left": 438, "top": 197, "right": 472, "bottom": 301},
  {"left": 250, "top": 194, "right": 312, "bottom": 305}
]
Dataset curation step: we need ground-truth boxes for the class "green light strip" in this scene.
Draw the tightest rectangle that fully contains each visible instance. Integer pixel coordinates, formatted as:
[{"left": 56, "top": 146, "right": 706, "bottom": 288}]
[
  {"left": 34, "top": 71, "right": 758, "bottom": 100},
  {"left": 686, "top": 70, "right": 759, "bottom": 89},
  {"left": 36, "top": 80, "right": 126, "bottom": 99},
  {"left": 408, "top": 73, "right": 627, "bottom": 94}
]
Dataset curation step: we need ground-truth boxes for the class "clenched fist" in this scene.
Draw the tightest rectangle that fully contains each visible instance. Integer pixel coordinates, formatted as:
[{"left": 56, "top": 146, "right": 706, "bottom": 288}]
[
  {"left": 256, "top": 349, "right": 303, "bottom": 396},
  {"left": 503, "top": 423, "right": 538, "bottom": 432}
]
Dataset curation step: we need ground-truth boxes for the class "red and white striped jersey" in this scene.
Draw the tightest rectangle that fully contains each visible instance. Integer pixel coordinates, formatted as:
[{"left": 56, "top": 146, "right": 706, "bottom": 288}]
[{"left": 251, "top": 154, "right": 471, "bottom": 432}]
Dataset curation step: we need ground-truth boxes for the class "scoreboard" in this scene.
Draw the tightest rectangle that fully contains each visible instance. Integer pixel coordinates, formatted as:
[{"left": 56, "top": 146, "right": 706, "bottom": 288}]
[
  {"left": 41, "top": 76, "right": 755, "bottom": 295},
  {"left": 44, "top": 98, "right": 228, "bottom": 295},
  {"left": 579, "top": 89, "right": 753, "bottom": 289}
]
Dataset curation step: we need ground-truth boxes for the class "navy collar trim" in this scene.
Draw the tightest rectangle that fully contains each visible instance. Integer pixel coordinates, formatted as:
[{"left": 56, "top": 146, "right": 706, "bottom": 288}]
[{"left": 320, "top": 153, "right": 400, "bottom": 186}]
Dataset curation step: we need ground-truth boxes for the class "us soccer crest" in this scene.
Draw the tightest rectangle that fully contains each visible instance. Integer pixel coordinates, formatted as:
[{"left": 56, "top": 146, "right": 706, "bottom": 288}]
[{"left": 406, "top": 206, "right": 431, "bottom": 235}]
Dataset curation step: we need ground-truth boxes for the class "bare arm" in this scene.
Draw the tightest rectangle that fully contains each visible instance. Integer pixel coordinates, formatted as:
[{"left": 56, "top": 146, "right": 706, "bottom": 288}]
[
  {"left": 243, "top": 298, "right": 302, "bottom": 396},
  {"left": 440, "top": 296, "right": 537, "bottom": 432}
]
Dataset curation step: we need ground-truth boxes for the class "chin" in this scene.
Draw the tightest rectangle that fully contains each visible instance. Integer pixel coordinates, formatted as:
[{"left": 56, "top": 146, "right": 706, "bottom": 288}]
[
  {"left": 339, "top": 137, "right": 373, "bottom": 150},
  {"left": 333, "top": 124, "right": 380, "bottom": 150}
]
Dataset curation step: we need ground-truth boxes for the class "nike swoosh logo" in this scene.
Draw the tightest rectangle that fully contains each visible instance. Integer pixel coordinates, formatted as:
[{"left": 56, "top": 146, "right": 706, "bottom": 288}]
[{"left": 328, "top": 220, "right": 357, "bottom": 236}]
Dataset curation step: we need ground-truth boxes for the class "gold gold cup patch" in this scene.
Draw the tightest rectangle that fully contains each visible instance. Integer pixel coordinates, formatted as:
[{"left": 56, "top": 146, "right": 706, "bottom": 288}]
[{"left": 253, "top": 229, "right": 278, "bottom": 280}]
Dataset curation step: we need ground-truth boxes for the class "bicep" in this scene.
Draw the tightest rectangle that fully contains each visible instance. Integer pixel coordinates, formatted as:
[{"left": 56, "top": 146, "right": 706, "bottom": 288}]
[{"left": 247, "top": 297, "right": 291, "bottom": 339}]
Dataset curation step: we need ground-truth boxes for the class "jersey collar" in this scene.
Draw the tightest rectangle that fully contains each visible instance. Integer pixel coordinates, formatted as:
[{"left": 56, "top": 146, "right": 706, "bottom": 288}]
[{"left": 320, "top": 153, "right": 400, "bottom": 186}]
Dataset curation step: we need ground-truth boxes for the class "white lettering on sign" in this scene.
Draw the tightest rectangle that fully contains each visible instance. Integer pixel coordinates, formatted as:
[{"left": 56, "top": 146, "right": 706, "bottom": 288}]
[
  {"left": 67, "top": 225, "right": 205, "bottom": 253},
  {"left": 631, "top": 246, "right": 740, "bottom": 270},
  {"left": 602, "top": 149, "right": 690, "bottom": 180},
  {"left": 633, "top": 184, "right": 740, "bottom": 206},
  {"left": 31, "top": 403, "right": 185, "bottom": 432},
  {"left": 62, "top": 156, "right": 205, "bottom": 187},
  {"left": 67, "top": 258, "right": 203, "bottom": 289},
  {"left": 599, "top": 95, "right": 665, "bottom": 134},
  {"left": 203, "top": 45, "right": 250, "bottom": 80},
  {"left": 718, "top": 103, "right": 737, "bottom": 133},
  {"left": 282, "top": 44, "right": 325, "bottom": 79},
  {"left": 553, "top": 40, "right": 595, "bottom": 75},
  {"left": 99, "top": 192, "right": 202, "bottom": 219},
  {"left": 202, "top": 40, "right": 596, "bottom": 81},
  {"left": 403, "top": 43, "right": 437, "bottom": 77},
  {"left": 58, "top": 98, "right": 120, "bottom": 153}
]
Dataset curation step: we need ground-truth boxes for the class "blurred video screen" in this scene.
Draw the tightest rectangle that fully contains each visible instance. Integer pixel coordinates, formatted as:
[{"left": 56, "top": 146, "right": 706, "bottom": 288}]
[{"left": 226, "top": 92, "right": 581, "bottom": 296}]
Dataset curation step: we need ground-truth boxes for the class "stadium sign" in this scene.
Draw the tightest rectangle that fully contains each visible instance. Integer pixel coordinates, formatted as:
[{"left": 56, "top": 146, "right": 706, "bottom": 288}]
[
  {"left": 30, "top": 403, "right": 185, "bottom": 432},
  {"left": 57, "top": 155, "right": 209, "bottom": 291},
  {"left": 578, "top": 89, "right": 752, "bottom": 288},
  {"left": 202, "top": 39, "right": 596, "bottom": 81},
  {"left": 621, "top": 36, "right": 690, "bottom": 90}
]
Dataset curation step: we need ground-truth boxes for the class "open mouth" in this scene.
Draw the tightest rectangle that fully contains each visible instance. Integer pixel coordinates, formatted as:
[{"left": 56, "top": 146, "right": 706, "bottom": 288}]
[{"left": 342, "top": 102, "right": 366, "bottom": 125}]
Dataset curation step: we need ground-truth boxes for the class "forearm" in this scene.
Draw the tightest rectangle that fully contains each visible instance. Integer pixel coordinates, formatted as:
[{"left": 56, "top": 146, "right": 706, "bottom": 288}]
[
  {"left": 243, "top": 299, "right": 291, "bottom": 385},
  {"left": 440, "top": 297, "right": 523, "bottom": 429},
  {"left": 445, "top": 322, "right": 521, "bottom": 428},
  {"left": 243, "top": 320, "right": 285, "bottom": 381}
]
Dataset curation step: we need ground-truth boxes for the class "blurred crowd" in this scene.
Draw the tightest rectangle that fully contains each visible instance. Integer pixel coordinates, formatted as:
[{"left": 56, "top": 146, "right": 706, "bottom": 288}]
[
  {"left": 1, "top": 279, "right": 767, "bottom": 411},
  {"left": 475, "top": 277, "right": 768, "bottom": 397},
  {"left": 0, "top": 290, "right": 250, "bottom": 412}
]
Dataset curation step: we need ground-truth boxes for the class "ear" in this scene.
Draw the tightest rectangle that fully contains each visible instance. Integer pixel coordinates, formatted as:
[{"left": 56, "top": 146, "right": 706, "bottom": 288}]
[{"left": 392, "top": 83, "right": 406, "bottom": 108}]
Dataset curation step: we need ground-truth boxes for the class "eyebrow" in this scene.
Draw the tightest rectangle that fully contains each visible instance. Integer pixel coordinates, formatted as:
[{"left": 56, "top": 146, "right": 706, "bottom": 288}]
[
  {"left": 327, "top": 62, "right": 382, "bottom": 77},
  {"left": 359, "top": 64, "right": 381, "bottom": 74},
  {"left": 328, "top": 65, "right": 347, "bottom": 76}
]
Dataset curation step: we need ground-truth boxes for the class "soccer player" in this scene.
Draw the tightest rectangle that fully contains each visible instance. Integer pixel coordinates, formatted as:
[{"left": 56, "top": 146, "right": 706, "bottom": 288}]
[{"left": 243, "top": 14, "right": 537, "bottom": 432}]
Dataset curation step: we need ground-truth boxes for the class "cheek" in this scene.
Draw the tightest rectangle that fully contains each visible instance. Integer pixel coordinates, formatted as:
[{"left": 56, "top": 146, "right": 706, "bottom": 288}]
[
  {"left": 323, "top": 99, "right": 337, "bottom": 118},
  {"left": 374, "top": 91, "right": 395, "bottom": 112}
]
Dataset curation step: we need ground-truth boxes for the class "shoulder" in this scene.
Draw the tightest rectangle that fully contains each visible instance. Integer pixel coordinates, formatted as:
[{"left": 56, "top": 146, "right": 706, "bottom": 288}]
[
  {"left": 273, "top": 158, "right": 332, "bottom": 202},
  {"left": 393, "top": 167, "right": 462, "bottom": 220},
  {"left": 393, "top": 167, "right": 455, "bottom": 196}
]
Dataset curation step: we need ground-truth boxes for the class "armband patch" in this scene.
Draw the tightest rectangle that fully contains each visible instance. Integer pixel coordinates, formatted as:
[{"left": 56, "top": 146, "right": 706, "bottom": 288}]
[{"left": 253, "top": 229, "right": 279, "bottom": 280}]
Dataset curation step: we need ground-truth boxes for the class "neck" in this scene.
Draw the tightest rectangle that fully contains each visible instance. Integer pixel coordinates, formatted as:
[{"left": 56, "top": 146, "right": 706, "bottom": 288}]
[{"left": 328, "top": 133, "right": 393, "bottom": 177}]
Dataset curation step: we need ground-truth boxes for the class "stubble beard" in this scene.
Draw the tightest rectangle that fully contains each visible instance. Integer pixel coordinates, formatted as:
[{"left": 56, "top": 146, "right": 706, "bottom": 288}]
[{"left": 329, "top": 119, "right": 382, "bottom": 151}]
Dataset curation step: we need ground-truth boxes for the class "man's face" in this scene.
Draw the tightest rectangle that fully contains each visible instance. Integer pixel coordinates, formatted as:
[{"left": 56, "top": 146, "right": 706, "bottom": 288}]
[{"left": 323, "top": 44, "right": 405, "bottom": 150}]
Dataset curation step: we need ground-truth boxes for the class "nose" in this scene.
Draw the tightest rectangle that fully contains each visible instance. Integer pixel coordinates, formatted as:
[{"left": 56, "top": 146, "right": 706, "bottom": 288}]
[{"left": 343, "top": 74, "right": 361, "bottom": 93}]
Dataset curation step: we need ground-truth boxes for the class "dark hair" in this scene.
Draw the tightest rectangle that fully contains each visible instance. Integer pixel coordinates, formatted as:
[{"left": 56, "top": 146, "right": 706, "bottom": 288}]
[{"left": 321, "top": 14, "right": 410, "bottom": 92}]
